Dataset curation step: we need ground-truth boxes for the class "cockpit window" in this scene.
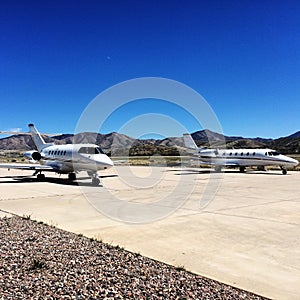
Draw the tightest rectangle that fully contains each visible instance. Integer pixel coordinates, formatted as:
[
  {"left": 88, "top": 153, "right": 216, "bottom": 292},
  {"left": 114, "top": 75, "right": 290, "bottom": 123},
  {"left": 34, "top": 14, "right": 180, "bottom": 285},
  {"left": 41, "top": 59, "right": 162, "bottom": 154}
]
[
  {"left": 96, "top": 147, "right": 105, "bottom": 154},
  {"left": 268, "top": 151, "right": 280, "bottom": 156},
  {"left": 79, "top": 146, "right": 104, "bottom": 154}
]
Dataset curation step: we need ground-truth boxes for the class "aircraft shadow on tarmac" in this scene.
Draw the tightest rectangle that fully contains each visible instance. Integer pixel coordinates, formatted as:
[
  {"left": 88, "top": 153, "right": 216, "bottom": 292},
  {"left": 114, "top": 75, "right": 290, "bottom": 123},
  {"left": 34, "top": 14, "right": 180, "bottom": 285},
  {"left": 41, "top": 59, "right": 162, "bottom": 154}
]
[
  {"left": 169, "top": 169, "right": 285, "bottom": 176},
  {"left": 0, "top": 174, "right": 118, "bottom": 186}
]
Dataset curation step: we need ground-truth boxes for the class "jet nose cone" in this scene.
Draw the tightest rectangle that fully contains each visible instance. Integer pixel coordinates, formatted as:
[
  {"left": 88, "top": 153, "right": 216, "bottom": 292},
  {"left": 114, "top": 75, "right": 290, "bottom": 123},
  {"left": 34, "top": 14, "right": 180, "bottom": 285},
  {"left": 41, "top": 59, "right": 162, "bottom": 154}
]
[
  {"left": 106, "top": 156, "right": 114, "bottom": 167},
  {"left": 98, "top": 154, "right": 114, "bottom": 168},
  {"left": 285, "top": 156, "right": 299, "bottom": 167},
  {"left": 89, "top": 154, "right": 114, "bottom": 170},
  {"left": 291, "top": 158, "right": 299, "bottom": 167}
]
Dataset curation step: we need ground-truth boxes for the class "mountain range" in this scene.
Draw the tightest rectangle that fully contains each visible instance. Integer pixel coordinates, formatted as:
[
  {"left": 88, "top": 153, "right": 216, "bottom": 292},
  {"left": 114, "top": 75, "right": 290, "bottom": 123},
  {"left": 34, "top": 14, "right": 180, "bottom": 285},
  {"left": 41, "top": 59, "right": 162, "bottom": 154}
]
[{"left": 0, "top": 130, "right": 299, "bottom": 155}]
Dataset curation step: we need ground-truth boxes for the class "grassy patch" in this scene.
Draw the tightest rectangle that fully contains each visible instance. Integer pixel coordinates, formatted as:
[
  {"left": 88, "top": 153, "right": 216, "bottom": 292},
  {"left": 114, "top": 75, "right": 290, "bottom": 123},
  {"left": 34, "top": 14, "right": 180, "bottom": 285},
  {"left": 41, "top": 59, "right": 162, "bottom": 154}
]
[{"left": 29, "top": 258, "right": 48, "bottom": 271}]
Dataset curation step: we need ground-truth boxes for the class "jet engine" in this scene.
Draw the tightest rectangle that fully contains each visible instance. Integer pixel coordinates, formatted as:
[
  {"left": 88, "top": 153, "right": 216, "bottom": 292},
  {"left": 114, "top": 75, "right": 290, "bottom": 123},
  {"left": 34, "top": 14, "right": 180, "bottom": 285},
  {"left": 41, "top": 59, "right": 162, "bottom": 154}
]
[{"left": 23, "top": 150, "right": 42, "bottom": 161}]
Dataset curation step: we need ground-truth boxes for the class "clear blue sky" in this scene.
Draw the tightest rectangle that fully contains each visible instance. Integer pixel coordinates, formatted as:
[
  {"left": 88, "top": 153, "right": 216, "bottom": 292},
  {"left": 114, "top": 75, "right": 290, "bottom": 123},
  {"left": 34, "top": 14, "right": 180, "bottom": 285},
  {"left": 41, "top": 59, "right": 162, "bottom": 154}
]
[{"left": 1, "top": 0, "right": 299, "bottom": 139}]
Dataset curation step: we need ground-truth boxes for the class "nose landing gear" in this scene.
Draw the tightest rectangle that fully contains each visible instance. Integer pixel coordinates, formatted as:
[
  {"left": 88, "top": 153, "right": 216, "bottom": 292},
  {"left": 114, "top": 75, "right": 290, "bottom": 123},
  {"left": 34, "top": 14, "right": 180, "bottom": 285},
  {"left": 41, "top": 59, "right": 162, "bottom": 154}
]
[
  {"left": 92, "top": 177, "right": 100, "bottom": 186},
  {"left": 87, "top": 171, "right": 101, "bottom": 186},
  {"left": 281, "top": 166, "right": 287, "bottom": 175}
]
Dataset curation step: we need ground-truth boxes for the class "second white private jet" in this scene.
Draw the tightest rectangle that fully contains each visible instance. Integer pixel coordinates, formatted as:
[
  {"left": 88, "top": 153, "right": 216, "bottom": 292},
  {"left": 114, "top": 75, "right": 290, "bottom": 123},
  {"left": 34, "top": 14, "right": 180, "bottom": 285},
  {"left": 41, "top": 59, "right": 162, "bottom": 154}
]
[
  {"left": 0, "top": 124, "right": 114, "bottom": 185},
  {"left": 183, "top": 133, "right": 298, "bottom": 174}
]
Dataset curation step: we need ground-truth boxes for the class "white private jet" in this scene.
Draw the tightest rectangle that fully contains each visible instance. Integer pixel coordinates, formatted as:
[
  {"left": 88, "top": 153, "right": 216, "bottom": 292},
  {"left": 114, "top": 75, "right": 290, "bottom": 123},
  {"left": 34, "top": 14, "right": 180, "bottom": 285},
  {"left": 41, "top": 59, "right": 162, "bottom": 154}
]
[
  {"left": 183, "top": 133, "right": 298, "bottom": 174},
  {"left": 0, "top": 124, "right": 114, "bottom": 185}
]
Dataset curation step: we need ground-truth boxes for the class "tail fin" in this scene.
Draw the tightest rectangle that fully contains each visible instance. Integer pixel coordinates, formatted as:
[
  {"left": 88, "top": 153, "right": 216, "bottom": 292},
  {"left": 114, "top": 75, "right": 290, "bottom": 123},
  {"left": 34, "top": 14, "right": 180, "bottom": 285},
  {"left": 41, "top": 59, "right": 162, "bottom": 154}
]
[
  {"left": 28, "top": 123, "right": 54, "bottom": 152},
  {"left": 183, "top": 133, "right": 198, "bottom": 150}
]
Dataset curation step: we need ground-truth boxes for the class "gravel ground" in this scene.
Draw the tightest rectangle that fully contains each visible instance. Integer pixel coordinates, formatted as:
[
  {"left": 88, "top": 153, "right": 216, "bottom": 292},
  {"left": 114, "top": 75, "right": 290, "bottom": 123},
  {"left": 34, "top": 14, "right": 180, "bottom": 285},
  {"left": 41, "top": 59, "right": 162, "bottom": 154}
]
[{"left": 0, "top": 216, "right": 269, "bottom": 299}]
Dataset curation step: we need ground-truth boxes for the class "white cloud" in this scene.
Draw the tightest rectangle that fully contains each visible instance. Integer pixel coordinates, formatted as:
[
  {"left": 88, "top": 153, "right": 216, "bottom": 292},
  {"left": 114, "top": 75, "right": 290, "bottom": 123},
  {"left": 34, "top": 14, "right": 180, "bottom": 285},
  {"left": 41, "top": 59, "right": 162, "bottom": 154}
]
[{"left": 8, "top": 128, "right": 23, "bottom": 132}]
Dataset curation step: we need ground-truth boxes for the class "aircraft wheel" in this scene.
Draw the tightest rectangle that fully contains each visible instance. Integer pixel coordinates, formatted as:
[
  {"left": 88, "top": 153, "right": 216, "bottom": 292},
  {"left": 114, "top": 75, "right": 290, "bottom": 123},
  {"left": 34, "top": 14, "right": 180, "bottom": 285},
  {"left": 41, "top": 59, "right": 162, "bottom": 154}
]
[
  {"left": 68, "top": 172, "right": 76, "bottom": 181},
  {"left": 257, "top": 166, "right": 266, "bottom": 172},
  {"left": 282, "top": 168, "right": 287, "bottom": 175},
  {"left": 215, "top": 166, "right": 222, "bottom": 173},
  {"left": 37, "top": 173, "right": 45, "bottom": 181},
  {"left": 239, "top": 166, "right": 246, "bottom": 173},
  {"left": 92, "top": 177, "right": 100, "bottom": 186}
]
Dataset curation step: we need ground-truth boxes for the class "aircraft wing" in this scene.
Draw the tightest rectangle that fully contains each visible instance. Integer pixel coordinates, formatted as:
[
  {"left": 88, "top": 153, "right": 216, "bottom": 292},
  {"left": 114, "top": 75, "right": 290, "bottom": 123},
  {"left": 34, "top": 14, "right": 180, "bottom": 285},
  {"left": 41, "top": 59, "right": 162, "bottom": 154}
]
[
  {"left": 203, "top": 161, "right": 240, "bottom": 166},
  {"left": 223, "top": 162, "right": 240, "bottom": 166},
  {"left": 191, "top": 158, "right": 240, "bottom": 167},
  {"left": 0, "top": 163, "right": 55, "bottom": 171}
]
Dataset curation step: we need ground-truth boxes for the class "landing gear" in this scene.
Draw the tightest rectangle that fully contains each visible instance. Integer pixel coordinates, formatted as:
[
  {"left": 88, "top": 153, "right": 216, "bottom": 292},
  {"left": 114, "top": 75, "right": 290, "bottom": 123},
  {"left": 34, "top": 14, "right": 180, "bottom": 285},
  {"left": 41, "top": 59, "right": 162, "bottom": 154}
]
[
  {"left": 214, "top": 166, "right": 222, "bottom": 173},
  {"left": 257, "top": 166, "right": 266, "bottom": 172},
  {"left": 87, "top": 171, "right": 101, "bottom": 186},
  {"left": 281, "top": 167, "right": 287, "bottom": 175},
  {"left": 92, "top": 177, "right": 100, "bottom": 186},
  {"left": 239, "top": 166, "right": 246, "bottom": 173},
  {"left": 68, "top": 172, "right": 77, "bottom": 181},
  {"left": 37, "top": 173, "right": 45, "bottom": 181}
]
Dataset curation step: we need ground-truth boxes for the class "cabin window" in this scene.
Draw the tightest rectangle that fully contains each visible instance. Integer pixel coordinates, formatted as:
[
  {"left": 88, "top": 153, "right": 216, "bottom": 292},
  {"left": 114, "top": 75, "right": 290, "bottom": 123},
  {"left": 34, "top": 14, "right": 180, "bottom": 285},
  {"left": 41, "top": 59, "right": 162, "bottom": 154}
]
[
  {"left": 54, "top": 151, "right": 57, "bottom": 155},
  {"left": 64, "top": 151, "right": 66, "bottom": 155},
  {"left": 235, "top": 153, "right": 238, "bottom": 156},
  {"left": 253, "top": 152, "right": 255, "bottom": 156},
  {"left": 246, "top": 152, "right": 249, "bottom": 156},
  {"left": 241, "top": 152, "right": 243, "bottom": 156},
  {"left": 265, "top": 152, "right": 267, "bottom": 156},
  {"left": 229, "top": 152, "right": 232, "bottom": 156}
]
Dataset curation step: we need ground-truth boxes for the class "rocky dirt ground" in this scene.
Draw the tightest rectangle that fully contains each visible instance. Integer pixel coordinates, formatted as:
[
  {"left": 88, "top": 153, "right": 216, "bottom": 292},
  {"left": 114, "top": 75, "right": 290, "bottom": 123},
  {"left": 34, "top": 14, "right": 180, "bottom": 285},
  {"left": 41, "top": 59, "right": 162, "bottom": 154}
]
[{"left": 0, "top": 215, "right": 268, "bottom": 299}]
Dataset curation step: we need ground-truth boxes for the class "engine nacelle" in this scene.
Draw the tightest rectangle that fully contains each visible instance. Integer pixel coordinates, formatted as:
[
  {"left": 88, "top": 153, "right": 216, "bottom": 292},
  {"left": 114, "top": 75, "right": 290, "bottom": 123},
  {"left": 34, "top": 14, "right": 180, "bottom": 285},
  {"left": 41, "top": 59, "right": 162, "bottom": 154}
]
[{"left": 24, "top": 150, "right": 42, "bottom": 161}]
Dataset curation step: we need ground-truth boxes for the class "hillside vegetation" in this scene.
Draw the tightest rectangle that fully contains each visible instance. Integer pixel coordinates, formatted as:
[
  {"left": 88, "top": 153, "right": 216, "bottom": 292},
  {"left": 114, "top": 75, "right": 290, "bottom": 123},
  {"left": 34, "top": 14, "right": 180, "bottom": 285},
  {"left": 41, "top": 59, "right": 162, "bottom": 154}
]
[{"left": 0, "top": 130, "right": 299, "bottom": 156}]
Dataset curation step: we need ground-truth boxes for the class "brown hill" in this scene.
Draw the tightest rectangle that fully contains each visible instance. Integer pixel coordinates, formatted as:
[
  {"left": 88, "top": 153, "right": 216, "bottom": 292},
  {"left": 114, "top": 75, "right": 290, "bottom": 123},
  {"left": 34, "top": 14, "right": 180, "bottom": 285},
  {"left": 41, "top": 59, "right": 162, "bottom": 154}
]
[{"left": 0, "top": 130, "right": 299, "bottom": 155}]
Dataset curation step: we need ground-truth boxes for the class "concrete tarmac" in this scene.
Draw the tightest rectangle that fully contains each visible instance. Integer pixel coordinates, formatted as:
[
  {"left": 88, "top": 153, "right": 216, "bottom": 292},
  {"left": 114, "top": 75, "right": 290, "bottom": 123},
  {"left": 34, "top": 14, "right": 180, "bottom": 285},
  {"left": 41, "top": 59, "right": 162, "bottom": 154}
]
[{"left": 0, "top": 166, "right": 299, "bottom": 299}]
